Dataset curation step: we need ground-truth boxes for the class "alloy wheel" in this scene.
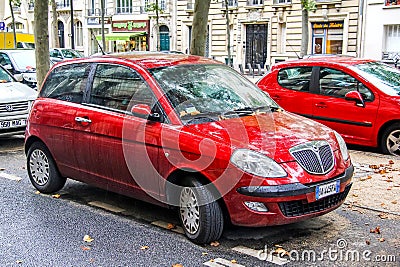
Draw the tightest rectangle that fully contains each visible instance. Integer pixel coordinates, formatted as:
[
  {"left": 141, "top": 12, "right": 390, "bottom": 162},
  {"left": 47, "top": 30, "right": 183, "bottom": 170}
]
[
  {"left": 179, "top": 187, "right": 200, "bottom": 235},
  {"left": 29, "top": 149, "right": 50, "bottom": 186}
]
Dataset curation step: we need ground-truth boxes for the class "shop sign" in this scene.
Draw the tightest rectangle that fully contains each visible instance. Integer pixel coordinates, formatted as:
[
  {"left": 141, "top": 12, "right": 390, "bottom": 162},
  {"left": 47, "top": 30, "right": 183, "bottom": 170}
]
[
  {"left": 313, "top": 22, "right": 343, "bottom": 29},
  {"left": 112, "top": 20, "right": 148, "bottom": 32}
]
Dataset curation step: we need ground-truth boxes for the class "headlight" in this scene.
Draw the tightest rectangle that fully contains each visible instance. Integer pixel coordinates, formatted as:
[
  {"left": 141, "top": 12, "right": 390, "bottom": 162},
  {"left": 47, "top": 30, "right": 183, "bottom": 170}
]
[
  {"left": 230, "top": 149, "right": 287, "bottom": 178},
  {"left": 334, "top": 131, "right": 349, "bottom": 161}
]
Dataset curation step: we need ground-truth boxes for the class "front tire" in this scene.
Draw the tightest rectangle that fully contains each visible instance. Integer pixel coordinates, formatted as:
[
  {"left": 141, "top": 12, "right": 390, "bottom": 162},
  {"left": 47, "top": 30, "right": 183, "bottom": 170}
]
[
  {"left": 27, "top": 142, "right": 66, "bottom": 193},
  {"left": 179, "top": 178, "right": 224, "bottom": 244},
  {"left": 381, "top": 123, "right": 400, "bottom": 156}
]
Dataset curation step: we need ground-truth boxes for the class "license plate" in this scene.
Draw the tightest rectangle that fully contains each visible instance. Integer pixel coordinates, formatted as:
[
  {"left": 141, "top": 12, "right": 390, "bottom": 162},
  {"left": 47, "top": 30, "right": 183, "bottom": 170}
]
[
  {"left": 0, "top": 119, "right": 26, "bottom": 129},
  {"left": 315, "top": 180, "right": 340, "bottom": 200}
]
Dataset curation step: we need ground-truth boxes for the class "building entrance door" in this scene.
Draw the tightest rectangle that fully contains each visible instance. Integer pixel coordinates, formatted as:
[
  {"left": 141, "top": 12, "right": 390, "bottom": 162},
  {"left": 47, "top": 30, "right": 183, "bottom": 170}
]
[{"left": 245, "top": 24, "right": 268, "bottom": 68}]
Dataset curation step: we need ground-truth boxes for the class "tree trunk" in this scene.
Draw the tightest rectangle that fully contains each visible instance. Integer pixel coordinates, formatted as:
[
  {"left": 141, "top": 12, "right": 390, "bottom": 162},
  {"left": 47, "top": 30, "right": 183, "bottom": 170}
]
[
  {"left": 9, "top": 1, "right": 17, "bottom": 48},
  {"left": 101, "top": 0, "right": 105, "bottom": 51},
  {"left": 34, "top": 0, "right": 50, "bottom": 88},
  {"left": 300, "top": 6, "right": 309, "bottom": 58},
  {"left": 51, "top": 0, "right": 59, "bottom": 48},
  {"left": 190, "top": 0, "right": 211, "bottom": 56}
]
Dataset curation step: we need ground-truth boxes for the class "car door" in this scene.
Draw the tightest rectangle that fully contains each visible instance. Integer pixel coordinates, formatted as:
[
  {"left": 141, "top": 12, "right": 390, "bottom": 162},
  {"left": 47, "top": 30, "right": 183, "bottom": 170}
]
[
  {"left": 35, "top": 63, "right": 91, "bottom": 178},
  {"left": 262, "top": 66, "right": 314, "bottom": 117},
  {"left": 73, "top": 63, "right": 163, "bottom": 198},
  {"left": 312, "top": 66, "right": 379, "bottom": 144}
]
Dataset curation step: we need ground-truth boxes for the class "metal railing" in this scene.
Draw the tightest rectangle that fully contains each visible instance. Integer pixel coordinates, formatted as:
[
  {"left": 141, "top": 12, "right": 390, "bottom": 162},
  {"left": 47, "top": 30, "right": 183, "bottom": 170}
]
[
  {"left": 222, "top": 0, "right": 239, "bottom": 8},
  {"left": 246, "top": 0, "right": 264, "bottom": 5}
]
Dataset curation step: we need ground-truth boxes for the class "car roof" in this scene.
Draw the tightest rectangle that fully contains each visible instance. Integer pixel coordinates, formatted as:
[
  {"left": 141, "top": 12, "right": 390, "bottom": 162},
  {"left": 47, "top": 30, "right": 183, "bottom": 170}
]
[
  {"left": 272, "top": 56, "right": 376, "bottom": 70},
  {"left": 76, "top": 52, "right": 220, "bottom": 69}
]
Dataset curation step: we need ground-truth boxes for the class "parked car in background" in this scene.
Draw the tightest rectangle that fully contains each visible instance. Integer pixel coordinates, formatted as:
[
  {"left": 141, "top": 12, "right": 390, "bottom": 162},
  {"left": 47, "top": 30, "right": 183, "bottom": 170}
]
[
  {"left": 256, "top": 57, "right": 400, "bottom": 156},
  {"left": 50, "top": 48, "right": 83, "bottom": 62},
  {"left": 0, "top": 65, "right": 37, "bottom": 137},
  {"left": 0, "top": 49, "right": 37, "bottom": 88},
  {"left": 25, "top": 53, "right": 353, "bottom": 244}
]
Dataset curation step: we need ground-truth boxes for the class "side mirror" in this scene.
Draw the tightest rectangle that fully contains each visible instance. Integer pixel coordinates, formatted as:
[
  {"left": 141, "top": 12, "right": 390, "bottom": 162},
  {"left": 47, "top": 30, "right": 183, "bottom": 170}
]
[
  {"left": 345, "top": 91, "right": 365, "bottom": 108},
  {"left": 130, "top": 104, "right": 161, "bottom": 122}
]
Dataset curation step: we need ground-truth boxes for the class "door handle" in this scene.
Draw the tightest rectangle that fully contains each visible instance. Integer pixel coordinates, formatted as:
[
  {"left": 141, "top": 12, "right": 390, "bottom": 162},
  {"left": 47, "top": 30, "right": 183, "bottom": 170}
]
[
  {"left": 75, "top": 117, "right": 92, "bottom": 124},
  {"left": 315, "top": 102, "right": 327, "bottom": 108}
]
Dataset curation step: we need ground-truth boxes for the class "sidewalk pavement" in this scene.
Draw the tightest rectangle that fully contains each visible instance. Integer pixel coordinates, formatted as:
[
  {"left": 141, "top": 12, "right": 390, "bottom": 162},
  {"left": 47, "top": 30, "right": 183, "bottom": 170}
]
[{"left": 346, "top": 150, "right": 399, "bottom": 217}]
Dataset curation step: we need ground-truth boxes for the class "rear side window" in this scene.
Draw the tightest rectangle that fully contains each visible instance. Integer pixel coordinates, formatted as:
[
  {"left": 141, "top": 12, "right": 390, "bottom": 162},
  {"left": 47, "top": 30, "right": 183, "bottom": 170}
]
[
  {"left": 40, "top": 63, "right": 91, "bottom": 103},
  {"left": 89, "top": 64, "right": 155, "bottom": 112},
  {"left": 277, "top": 67, "right": 312, "bottom": 91}
]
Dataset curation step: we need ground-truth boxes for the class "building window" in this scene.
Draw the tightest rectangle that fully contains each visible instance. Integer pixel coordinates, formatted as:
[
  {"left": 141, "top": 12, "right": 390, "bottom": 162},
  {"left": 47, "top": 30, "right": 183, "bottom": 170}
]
[
  {"left": 312, "top": 22, "right": 343, "bottom": 55},
  {"left": 223, "top": 0, "right": 238, "bottom": 7},
  {"left": 160, "top": 0, "right": 166, "bottom": 10},
  {"left": 74, "top": 21, "right": 83, "bottom": 47},
  {"left": 116, "top": 0, "right": 133, "bottom": 14},
  {"left": 247, "top": 0, "right": 264, "bottom": 5},
  {"left": 273, "top": 0, "right": 291, "bottom": 4},
  {"left": 385, "top": 0, "right": 400, "bottom": 6},
  {"left": 383, "top": 24, "right": 400, "bottom": 60},
  {"left": 8, "top": 22, "right": 24, "bottom": 31}
]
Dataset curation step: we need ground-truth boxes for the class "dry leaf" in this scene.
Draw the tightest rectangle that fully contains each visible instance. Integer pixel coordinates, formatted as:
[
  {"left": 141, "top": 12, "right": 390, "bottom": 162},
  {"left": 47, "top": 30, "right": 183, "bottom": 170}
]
[
  {"left": 210, "top": 259, "right": 214, "bottom": 263},
  {"left": 274, "top": 247, "right": 289, "bottom": 256},
  {"left": 83, "top": 235, "right": 94, "bottom": 242},
  {"left": 389, "top": 160, "right": 395, "bottom": 164},
  {"left": 366, "top": 240, "right": 370, "bottom": 245},
  {"left": 80, "top": 246, "right": 91, "bottom": 251},
  {"left": 370, "top": 226, "right": 381, "bottom": 234},
  {"left": 379, "top": 169, "right": 387, "bottom": 175},
  {"left": 379, "top": 238, "right": 385, "bottom": 242},
  {"left": 202, "top": 252, "right": 208, "bottom": 256},
  {"left": 231, "top": 260, "right": 237, "bottom": 264},
  {"left": 35, "top": 191, "right": 40, "bottom": 195},
  {"left": 52, "top": 194, "right": 61, "bottom": 199},
  {"left": 369, "top": 165, "right": 379, "bottom": 169},
  {"left": 210, "top": 241, "right": 220, "bottom": 247},
  {"left": 172, "top": 264, "right": 184, "bottom": 267},
  {"left": 0, "top": 167, "right": 5, "bottom": 171},
  {"left": 367, "top": 175, "right": 372, "bottom": 179},
  {"left": 166, "top": 223, "right": 176, "bottom": 230},
  {"left": 378, "top": 213, "right": 389, "bottom": 219},
  {"left": 140, "top": 246, "right": 149, "bottom": 250},
  {"left": 387, "top": 188, "right": 392, "bottom": 191},
  {"left": 16, "top": 260, "right": 23, "bottom": 264},
  {"left": 352, "top": 194, "right": 359, "bottom": 197},
  {"left": 391, "top": 200, "right": 398, "bottom": 204}
]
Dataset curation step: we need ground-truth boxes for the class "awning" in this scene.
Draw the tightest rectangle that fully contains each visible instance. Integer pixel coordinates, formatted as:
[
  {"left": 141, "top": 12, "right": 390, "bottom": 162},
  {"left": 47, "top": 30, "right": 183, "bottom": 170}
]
[{"left": 95, "top": 32, "right": 146, "bottom": 41}]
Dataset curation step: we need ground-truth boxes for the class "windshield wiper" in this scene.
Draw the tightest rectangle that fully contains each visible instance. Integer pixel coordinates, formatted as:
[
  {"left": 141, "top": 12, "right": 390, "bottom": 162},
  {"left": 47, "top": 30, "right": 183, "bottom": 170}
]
[{"left": 223, "top": 106, "right": 280, "bottom": 117}]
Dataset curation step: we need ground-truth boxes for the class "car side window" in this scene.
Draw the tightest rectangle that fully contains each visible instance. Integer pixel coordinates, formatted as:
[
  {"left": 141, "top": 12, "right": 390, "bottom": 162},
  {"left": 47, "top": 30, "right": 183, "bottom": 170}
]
[
  {"left": 277, "top": 67, "right": 312, "bottom": 91},
  {"left": 40, "top": 63, "right": 91, "bottom": 103},
  {"left": 90, "top": 64, "right": 157, "bottom": 113},
  {"left": 319, "top": 67, "right": 374, "bottom": 101},
  {"left": 0, "top": 53, "right": 11, "bottom": 66}
]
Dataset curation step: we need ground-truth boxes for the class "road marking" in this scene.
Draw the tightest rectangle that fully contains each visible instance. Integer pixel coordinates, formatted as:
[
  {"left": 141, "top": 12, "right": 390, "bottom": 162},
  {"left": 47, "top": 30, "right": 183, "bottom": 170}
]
[
  {"left": 203, "top": 258, "right": 245, "bottom": 267},
  {"left": 150, "top": 220, "right": 185, "bottom": 235},
  {"left": 232, "top": 246, "right": 289, "bottom": 265},
  {"left": 0, "top": 172, "right": 22, "bottom": 181},
  {"left": 88, "top": 201, "right": 125, "bottom": 213}
]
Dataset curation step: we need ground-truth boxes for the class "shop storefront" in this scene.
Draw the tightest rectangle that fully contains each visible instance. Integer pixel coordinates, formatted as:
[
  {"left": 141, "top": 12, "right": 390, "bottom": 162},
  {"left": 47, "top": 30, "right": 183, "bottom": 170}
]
[
  {"left": 97, "top": 20, "right": 150, "bottom": 52},
  {"left": 312, "top": 21, "right": 344, "bottom": 55}
]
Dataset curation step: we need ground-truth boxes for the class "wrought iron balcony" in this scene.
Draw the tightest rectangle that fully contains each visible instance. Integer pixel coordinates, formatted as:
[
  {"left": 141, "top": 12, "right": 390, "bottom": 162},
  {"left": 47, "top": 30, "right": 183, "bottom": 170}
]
[{"left": 222, "top": 0, "right": 239, "bottom": 8}]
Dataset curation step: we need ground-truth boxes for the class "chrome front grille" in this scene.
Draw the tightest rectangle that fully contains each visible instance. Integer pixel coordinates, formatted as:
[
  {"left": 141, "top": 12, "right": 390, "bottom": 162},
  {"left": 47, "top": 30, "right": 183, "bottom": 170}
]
[
  {"left": 0, "top": 101, "right": 29, "bottom": 114},
  {"left": 290, "top": 141, "right": 334, "bottom": 175}
]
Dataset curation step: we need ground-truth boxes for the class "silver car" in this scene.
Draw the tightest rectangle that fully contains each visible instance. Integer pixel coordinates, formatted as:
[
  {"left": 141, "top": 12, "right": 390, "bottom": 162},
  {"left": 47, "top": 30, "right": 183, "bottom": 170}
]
[{"left": 0, "top": 65, "right": 37, "bottom": 137}]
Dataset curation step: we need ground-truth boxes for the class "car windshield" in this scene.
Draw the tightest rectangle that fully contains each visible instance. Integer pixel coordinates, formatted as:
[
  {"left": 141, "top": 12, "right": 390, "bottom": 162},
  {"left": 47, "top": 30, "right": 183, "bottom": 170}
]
[
  {"left": 0, "top": 67, "right": 13, "bottom": 82},
  {"left": 10, "top": 51, "right": 36, "bottom": 71},
  {"left": 352, "top": 62, "right": 400, "bottom": 96},
  {"left": 61, "top": 49, "right": 83, "bottom": 58},
  {"left": 149, "top": 64, "right": 280, "bottom": 124}
]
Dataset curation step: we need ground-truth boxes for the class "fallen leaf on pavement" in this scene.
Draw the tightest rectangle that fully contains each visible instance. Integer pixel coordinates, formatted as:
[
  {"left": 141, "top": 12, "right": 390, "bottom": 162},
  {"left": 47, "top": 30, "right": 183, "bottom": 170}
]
[
  {"left": 352, "top": 194, "right": 358, "bottom": 197},
  {"left": 366, "top": 240, "right": 370, "bottom": 245},
  {"left": 378, "top": 213, "right": 388, "bottom": 219},
  {"left": 389, "top": 160, "right": 395, "bottom": 164},
  {"left": 202, "top": 252, "right": 208, "bottom": 256},
  {"left": 52, "top": 194, "right": 61, "bottom": 199},
  {"left": 172, "top": 264, "right": 183, "bottom": 267},
  {"left": 35, "top": 191, "right": 40, "bottom": 195},
  {"left": 274, "top": 247, "right": 289, "bottom": 256},
  {"left": 231, "top": 260, "right": 237, "bottom": 264},
  {"left": 391, "top": 200, "right": 398, "bottom": 204},
  {"left": 80, "top": 246, "right": 91, "bottom": 251},
  {"left": 16, "top": 260, "right": 23, "bottom": 264},
  {"left": 369, "top": 165, "right": 379, "bottom": 169},
  {"left": 210, "top": 241, "right": 220, "bottom": 247},
  {"left": 166, "top": 223, "right": 176, "bottom": 230},
  {"left": 379, "top": 238, "right": 385, "bottom": 242},
  {"left": 370, "top": 226, "right": 381, "bottom": 234},
  {"left": 140, "top": 246, "right": 149, "bottom": 250},
  {"left": 83, "top": 235, "right": 94, "bottom": 242},
  {"left": 379, "top": 169, "right": 387, "bottom": 175}
]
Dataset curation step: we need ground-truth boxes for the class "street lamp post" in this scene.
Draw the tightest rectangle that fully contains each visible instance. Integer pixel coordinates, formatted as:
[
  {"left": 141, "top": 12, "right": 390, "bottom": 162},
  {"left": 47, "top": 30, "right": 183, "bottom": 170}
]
[{"left": 70, "top": 0, "right": 75, "bottom": 49}]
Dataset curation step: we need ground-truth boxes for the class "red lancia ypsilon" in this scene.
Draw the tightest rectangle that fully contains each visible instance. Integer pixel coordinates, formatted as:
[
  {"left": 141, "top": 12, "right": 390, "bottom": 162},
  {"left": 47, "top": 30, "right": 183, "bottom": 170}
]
[{"left": 25, "top": 53, "right": 353, "bottom": 243}]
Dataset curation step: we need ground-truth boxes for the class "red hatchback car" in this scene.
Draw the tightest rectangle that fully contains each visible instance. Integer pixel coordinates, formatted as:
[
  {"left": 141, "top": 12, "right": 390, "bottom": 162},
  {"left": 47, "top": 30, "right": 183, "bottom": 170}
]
[
  {"left": 25, "top": 53, "right": 353, "bottom": 243},
  {"left": 257, "top": 57, "right": 400, "bottom": 156}
]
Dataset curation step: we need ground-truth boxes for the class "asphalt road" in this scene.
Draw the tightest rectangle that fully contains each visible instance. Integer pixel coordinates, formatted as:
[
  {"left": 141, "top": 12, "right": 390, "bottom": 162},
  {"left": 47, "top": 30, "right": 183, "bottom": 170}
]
[{"left": 0, "top": 136, "right": 399, "bottom": 266}]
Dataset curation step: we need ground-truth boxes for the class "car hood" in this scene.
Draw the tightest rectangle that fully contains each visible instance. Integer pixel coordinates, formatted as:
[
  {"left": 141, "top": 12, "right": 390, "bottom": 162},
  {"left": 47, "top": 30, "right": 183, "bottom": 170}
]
[
  {"left": 0, "top": 82, "right": 37, "bottom": 103},
  {"left": 184, "top": 111, "right": 338, "bottom": 163}
]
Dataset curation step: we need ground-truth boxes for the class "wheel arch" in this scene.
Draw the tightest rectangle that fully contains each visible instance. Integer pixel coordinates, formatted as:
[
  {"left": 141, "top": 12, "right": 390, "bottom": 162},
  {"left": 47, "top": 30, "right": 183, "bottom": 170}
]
[
  {"left": 25, "top": 136, "right": 45, "bottom": 155},
  {"left": 165, "top": 168, "right": 231, "bottom": 225},
  {"left": 377, "top": 120, "right": 400, "bottom": 148}
]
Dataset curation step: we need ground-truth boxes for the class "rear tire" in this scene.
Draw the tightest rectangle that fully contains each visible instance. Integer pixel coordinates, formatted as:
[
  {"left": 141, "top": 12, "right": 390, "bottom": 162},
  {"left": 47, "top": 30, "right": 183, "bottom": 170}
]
[
  {"left": 178, "top": 178, "right": 224, "bottom": 244},
  {"left": 381, "top": 123, "right": 400, "bottom": 156},
  {"left": 27, "top": 142, "right": 66, "bottom": 193}
]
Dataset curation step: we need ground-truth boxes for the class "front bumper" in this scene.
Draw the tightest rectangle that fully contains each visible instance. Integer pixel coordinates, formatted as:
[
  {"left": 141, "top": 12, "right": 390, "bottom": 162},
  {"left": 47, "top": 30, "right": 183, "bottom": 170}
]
[{"left": 227, "top": 165, "right": 354, "bottom": 227}]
